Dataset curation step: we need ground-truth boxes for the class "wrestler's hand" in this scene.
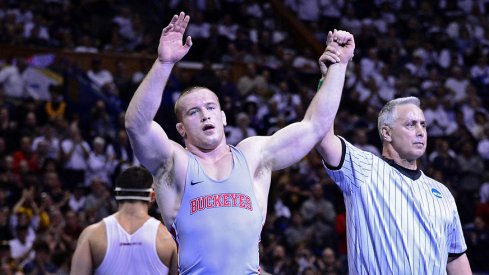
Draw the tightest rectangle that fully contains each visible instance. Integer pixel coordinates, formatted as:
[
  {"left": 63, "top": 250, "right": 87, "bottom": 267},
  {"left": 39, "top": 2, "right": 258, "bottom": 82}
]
[
  {"left": 318, "top": 31, "right": 341, "bottom": 77},
  {"left": 331, "top": 29, "right": 355, "bottom": 64},
  {"left": 158, "top": 12, "right": 193, "bottom": 64}
]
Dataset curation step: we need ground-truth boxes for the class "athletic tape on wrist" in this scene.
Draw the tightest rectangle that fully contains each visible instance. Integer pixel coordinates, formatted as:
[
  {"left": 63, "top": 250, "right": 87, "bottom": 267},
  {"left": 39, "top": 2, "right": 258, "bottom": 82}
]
[{"left": 317, "top": 78, "right": 324, "bottom": 90}]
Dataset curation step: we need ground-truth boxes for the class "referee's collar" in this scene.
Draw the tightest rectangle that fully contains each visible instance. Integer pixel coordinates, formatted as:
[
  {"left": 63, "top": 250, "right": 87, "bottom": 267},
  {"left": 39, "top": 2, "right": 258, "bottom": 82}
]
[{"left": 382, "top": 157, "right": 422, "bottom": 180}]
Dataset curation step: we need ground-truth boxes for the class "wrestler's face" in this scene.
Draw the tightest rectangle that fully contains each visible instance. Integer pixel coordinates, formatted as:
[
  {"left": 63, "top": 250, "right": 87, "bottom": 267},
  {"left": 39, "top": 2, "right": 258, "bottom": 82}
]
[
  {"left": 386, "top": 104, "right": 427, "bottom": 161},
  {"left": 176, "top": 88, "right": 227, "bottom": 150}
]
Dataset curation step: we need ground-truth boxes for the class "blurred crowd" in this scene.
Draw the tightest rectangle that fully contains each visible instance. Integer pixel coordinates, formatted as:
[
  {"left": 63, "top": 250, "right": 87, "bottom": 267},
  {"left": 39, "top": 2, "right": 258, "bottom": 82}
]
[{"left": 1, "top": 0, "right": 489, "bottom": 274}]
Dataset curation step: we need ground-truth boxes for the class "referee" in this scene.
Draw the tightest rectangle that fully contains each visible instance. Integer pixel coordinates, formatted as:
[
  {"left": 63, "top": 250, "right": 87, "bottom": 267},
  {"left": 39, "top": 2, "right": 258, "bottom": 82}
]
[{"left": 316, "top": 31, "right": 472, "bottom": 274}]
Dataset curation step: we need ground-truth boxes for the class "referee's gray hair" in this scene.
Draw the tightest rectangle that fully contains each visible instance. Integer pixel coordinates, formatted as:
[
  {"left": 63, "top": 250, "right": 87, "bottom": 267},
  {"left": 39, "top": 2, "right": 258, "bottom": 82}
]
[{"left": 377, "top": 96, "right": 421, "bottom": 139}]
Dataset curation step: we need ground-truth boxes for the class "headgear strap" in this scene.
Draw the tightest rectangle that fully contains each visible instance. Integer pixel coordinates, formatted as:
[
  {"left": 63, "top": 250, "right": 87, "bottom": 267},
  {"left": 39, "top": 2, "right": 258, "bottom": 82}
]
[{"left": 114, "top": 187, "right": 153, "bottom": 201}]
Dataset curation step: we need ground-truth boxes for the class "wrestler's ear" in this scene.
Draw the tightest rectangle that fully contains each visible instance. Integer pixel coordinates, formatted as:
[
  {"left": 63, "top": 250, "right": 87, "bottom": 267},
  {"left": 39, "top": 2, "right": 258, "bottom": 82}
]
[
  {"left": 150, "top": 190, "right": 156, "bottom": 203},
  {"left": 221, "top": 110, "right": 227, "bottom": 126},
  {"left": 176, "top": 122, "right": 186, "bottom": 139},
  {"left": 381, "top": 125, "right": 392, "bottom": 142}
]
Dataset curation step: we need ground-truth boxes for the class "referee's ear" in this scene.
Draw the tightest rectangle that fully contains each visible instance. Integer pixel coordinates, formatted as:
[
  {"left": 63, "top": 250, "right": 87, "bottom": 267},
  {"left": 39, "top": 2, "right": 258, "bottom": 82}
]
[{"left": 380, "top": 126, "right": 392, "bottom": 142}]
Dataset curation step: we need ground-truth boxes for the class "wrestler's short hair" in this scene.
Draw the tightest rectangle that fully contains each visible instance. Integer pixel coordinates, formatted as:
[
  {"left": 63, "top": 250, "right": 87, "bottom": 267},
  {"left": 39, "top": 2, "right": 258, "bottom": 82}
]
[
  {"left": 174, "top": 86, "right": 219, "bottom": 122},
  {"left": 114, "top": 166, "right": 154, "bottom": 202}
]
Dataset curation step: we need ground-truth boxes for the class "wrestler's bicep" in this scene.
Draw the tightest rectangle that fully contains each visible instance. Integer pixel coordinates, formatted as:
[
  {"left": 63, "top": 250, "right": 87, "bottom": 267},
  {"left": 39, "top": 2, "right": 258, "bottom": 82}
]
[{"left": 126, "top": 121, "right": 177, "bottom": 173}]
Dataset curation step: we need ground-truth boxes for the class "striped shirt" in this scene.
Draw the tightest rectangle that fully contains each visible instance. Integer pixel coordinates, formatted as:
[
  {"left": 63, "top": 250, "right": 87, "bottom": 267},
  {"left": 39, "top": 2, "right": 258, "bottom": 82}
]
[{"left": 324, "top": 137, "right": 467, "bottom": 275}]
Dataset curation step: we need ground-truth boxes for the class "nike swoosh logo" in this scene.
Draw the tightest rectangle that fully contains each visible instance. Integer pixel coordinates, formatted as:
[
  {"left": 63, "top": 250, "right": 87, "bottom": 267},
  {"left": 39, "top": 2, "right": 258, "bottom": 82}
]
[{"left": 191, "top": 180, "right": 204, "bottom": 186}]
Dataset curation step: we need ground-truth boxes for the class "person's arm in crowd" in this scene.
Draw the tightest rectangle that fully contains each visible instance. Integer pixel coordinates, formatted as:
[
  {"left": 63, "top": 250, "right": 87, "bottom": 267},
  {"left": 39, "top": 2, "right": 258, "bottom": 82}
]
[
  {"left": 13, "top": 245, "right": 34, "bottom": 265},
  {"left": 58, "top": 139, "right": 69, "bottom": 162},
  {"left": 12, "top": 187, "right": 35, "bottom": 213},
  {"left": 125, "top": 12, "right": 192, "bottom": 174},
  {"left": 446, "top": 253, "right": 472, "bottom": 275},
  {"left": 12, "top": 191, "right": 26, "bottom": 214},
  {"left": 238, "top": 30, "right": 354, "bottom": 172},
  {"left": 315, "top": 31, "right": 354, "bottom": 167},
  {"left": 80, "top": 141, "right": 90, "bottom": 159},
  {"left": 59, "top": 139, "right": 77, "bottom": 162},
  {"left": 54, "top": 191, "right": 71, "bottom": 209}
]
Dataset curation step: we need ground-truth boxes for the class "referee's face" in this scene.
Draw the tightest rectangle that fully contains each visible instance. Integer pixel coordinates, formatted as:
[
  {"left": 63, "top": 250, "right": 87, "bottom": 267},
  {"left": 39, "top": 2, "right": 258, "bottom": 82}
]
[{"left": 389, "top": 104, "right": 427, "bottom": 161}]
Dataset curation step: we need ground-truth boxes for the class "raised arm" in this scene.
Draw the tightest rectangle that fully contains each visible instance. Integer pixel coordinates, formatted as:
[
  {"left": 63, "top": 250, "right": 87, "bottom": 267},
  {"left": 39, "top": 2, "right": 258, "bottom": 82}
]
[
  {"left": 316, "top": 31, "right": 353, "bottom": 167},
  {"left": 125, "top": 12, "right": 192, "bottom": 173},
  {"left": 244, "top": 30, "right": 354, "bottom": 171}
]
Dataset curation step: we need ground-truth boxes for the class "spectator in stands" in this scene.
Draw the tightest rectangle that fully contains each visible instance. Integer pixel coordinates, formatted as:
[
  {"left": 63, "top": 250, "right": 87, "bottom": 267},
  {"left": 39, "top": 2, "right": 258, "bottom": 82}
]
[
  {"left": 430, "top": 138, "right": 458, "bottom": 182},
  {"left": 291, "top": 245, "right": 317, "bottom": 274},
  {"left": 470, "top": 55, "right": 489, "bottom": 89},
  {"left": 283, "top": 211, "right": 308, "bottom": 249},
  {"left": 185, "top": 11, "right": 211, "bottom": 60},
  {"left": 42, "top": 84, "right": 67, "bottom": 122},
  {"left": 17, "top": 188, "right": 49, "bottom": 230},
  {"left": 84, "top": 179, "right": 116, "bottom": 224},
  {"left": 9, "top": 224, "right": 34, "bottom": 268},
  {"left": 444, "top": 66, "right": 470, "bottom": 104},
  {"left": 112, "top": 6, "right": 142, "bottom": 48},
  {"left": 217, "top": 13, "right": 238, "bottom": 41},
  {"left": 86, "top": 58, "right": 115, "bottom": 91},
  {"left": 469, "top": 110, "right": 489, "bottom": 139},
  {"left": 68, "top": 183, "right": 86, "bottom": 214},
  {"left": 18, "top": 111, "right": 40, "bottom": 139},
  {"left": 237, "top": 62, "right": 267, "bottom": 97},
  {"left": 62, "top": 210, "right": 83, "bottom": 250},
  {"left": 300, "top": 183, "right": 336, "bottom": 250},
  {"left": 0, "top": 206, "right": 13, "bottom": 242},
  {"left": 73, "top": 35, "right": 98, "bottom": 53},
  {"left": 103, "top": 29, "right": 126, "bottom": 53},
  {"left": 352, "top": 128, "right": 380, "bottom": 156},
  {"left": 85, "top": 136, "right": 114, "bottom": 187},
  {"left": 457, "top": 142, "right": 485, "bottom": 194},
  {"left": 226, "top": 112, "right": 258, "bottom": 146},
  {"left": 12, "top": 136, "right": 40, "bottom": 174},
  {"left": 88, "top": 100, "right": 116, "bottom": 142},
  {"left": 42, "top": 171, "right": 69, "bottom": 211},
  {"left": 465, "top": 215, "right": 489, "bottom": 272},
  {"left": 23, "top": 240, "right": 58, "bottom": 274},
  {"left": 476, "top": 182, "right": 489, "bottom": 226},
  {"left": 423, "top": 94, "right": 453, "bottom": 137},
  {"left": 478, "top": 127, "right": 489, "bottom": 167},
  {"left": 0, "top": 57, "right": 30, "bottom": 99},
  {"left": 59, "top": 124, "right": 90, "bottom": 190},
  {"left": 112, "top": 59, "right": 132, "bottom": 109},
  {"left": 264, "top": 244, "right": 293, "bottom": 274},
  {"left": 316, "top": 247, "right": 344, "bottom": 275},
  {"left": 270, "top": 81, "right": 301, "bottom": 123},
  {"left": 32, "top": 123, "right": 60, "bottom": 160},
  {"left": 292, "top": 48, "right": 318, "bottom": 73},
  {"left": 460, "top": 88, "right": 484, "bottom": 128}
]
